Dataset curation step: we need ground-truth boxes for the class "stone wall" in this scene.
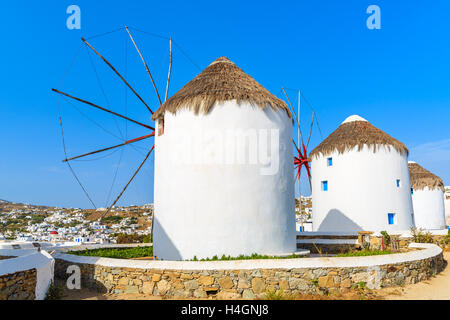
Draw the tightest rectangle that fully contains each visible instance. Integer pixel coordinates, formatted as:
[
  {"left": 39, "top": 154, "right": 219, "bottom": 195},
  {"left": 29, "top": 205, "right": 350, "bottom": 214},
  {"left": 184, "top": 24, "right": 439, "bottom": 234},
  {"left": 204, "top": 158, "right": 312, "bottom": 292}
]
[
  {"left": 54, "top": 246, "right": 445, "bottom": 299},
  {"left": 0, "top": 269, "right": 37, "bottom": 300},
  {"left": 297, "top": 243, "right": 357, "bottom": 254},
  {"left": 0, "top": 256, "right": 16, "bottom": 260},
  {"left": 296, "top": 233, "right": 359, "bottom": 254}
]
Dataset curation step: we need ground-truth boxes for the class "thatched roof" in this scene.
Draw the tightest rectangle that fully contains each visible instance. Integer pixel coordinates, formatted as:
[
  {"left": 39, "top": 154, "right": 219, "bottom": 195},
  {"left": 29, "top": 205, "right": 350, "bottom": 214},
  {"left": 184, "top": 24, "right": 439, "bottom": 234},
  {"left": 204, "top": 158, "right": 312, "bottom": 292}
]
[
  {"left": 151, "top": 57, "right": 291, "bottom": 120},
  {"left": 309, "top": 115, "right": 409, "bottom": 158},
  {"left": 408, "top": 161, "right": 444, "bottom": 192}
]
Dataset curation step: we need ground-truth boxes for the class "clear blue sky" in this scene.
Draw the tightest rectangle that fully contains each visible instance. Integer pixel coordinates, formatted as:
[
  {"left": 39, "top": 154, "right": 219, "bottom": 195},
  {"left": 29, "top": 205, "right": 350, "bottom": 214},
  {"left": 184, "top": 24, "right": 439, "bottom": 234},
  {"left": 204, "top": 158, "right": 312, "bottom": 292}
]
[{"left": 0, "top": 1, "right": 449, "bottom": 208}]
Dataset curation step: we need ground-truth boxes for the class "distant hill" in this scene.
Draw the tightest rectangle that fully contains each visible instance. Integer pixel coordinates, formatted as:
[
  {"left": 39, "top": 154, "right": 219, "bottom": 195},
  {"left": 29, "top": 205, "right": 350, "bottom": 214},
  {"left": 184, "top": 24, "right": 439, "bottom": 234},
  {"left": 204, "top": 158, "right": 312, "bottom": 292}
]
[{"left": 0, "top": 199, "right": 9, "bottom": 204}]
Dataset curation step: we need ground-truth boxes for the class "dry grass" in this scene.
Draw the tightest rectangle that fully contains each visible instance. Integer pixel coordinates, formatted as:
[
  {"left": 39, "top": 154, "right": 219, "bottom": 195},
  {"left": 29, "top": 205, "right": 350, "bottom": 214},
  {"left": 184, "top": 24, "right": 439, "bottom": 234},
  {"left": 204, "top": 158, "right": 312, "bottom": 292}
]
[
  {"left": 151, "top": 57, "right": 291, "bottom": 120},
  {"left": 309, "top": 120, "right": 408, "bottom": 158},
  {"left": 409, "top": 162, "right": 445, "bottom": 192}
]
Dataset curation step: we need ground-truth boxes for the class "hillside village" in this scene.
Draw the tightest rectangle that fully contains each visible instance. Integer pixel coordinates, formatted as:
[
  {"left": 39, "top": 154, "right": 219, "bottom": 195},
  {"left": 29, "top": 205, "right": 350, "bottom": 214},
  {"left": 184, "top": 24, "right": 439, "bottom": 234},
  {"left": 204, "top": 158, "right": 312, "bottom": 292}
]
[{"left": 0, "top": 200, "right": 153, "bottom": 244}]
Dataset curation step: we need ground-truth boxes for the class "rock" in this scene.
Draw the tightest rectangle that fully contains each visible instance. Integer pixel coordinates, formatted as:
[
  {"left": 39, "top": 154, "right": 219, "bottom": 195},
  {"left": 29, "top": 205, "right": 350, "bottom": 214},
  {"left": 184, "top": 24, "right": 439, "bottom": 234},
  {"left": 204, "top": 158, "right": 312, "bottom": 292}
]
[
  {"left": 142, "top": 281, "right": 154, "bottom": 294},
  {"left": 340, "top": 278, "right": 352, "bottom": 288},
  {"left": 194, "top": 289, "right": 206, "bottom": 298},
  {"left": 152, "top": 274, "right": 162, "bottom": 282},
  {"left": 279, "top": 280, "right": 289, "bottom": 291},
  {"left": 118, "top": 277, "right": 130, "bottom": 286},
  {"left": 157, "top": 280, "right": 171, "bottom": 295},
  {"left": 251, "top": 277, "right": 266, "bottom": 294},
  {"left": 242, "top": 289, "right": 255, "bottom": 300},
  {"left": 172, "top": 280, "right": 184, "bottom": 290},
  {"left": 218, "top": 277, "right": 234, "bottom": 289},
  {"left": 288, "top": 278, "right": 309, "bottom": 290},
  {"left": 238, "top": 279, "right": 250, "bottom": 289},
  {"left": 184, "top": 279, "right": 199, "bottom": 290},
  {"left": 173, "top": 289, "right": 191, "bottom": 297},
  {"left": 125, "top": 285, "right": 139, "bottom": 294},
  {"left": 216, "top": 290, "right": 241, "bottom": 300},
  {"left": 198, "top": 276, "right": 214, "bottom": 286},
  {"left": 251, "top": 270, "right": 261, "bottom": 277}
]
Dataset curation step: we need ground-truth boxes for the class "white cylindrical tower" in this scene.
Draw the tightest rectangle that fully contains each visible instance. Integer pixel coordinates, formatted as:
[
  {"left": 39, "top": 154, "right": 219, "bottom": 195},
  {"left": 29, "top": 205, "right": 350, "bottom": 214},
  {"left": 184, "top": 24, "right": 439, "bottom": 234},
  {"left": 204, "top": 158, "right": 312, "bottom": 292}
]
[
  {"left": 409, "top": 161, "right": 446, "bottom": 230},
  {"left": 151, "top": 57, "right": 295, "bottom": 260},
  {"left": 310, "top": 115, "right": 414, "bottom": 233}
]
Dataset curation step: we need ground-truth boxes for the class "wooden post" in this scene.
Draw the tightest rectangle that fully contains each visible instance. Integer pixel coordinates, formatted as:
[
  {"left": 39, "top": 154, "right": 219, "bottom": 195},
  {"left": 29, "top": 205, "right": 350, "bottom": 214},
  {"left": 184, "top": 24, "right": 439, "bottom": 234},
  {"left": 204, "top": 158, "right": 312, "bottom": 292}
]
[
  {"left": 125, "top": 26, "right": 162, "bottom": 107},
  {"left": 165, "top": 38, "right": 172, "bottom": 102},
  {"left": 298, "top": 90, "right": 303, "bottom": 229}
]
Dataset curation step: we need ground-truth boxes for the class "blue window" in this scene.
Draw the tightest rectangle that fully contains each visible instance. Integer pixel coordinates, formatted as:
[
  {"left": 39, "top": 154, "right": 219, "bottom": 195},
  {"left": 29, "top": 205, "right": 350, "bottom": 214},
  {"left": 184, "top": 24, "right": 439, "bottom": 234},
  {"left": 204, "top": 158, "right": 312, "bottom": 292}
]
[
  {"left": 388, "top": 213, "right": 396, "bottom": 225},
  {"left": 411, "top": 188, "right": 414, "bottom": 195},
  {"left": 327, "top": 157, "right": 333, "bottom": 166},
  {"left": 396, "top": 179, "right": 401, "bottom": 188},
  {"left": 321, "top": 181, "right": 328, "bottom": 191}
]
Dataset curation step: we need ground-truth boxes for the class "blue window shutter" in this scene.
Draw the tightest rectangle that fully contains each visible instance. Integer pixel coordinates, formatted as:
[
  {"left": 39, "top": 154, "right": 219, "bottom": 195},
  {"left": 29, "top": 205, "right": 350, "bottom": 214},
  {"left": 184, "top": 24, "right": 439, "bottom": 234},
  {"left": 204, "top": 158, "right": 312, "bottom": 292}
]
[{"left": 388, "top": 213, "right": 395, "bottom": 225}]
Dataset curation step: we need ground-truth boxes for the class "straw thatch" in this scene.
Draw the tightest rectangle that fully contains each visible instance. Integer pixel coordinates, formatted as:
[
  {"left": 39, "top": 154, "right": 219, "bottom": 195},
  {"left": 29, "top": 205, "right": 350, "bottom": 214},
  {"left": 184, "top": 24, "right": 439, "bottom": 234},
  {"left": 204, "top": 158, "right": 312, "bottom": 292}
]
[
  {"left": 409, "top": 162, "right": 444, "bottom": 192},
  {"left": 309, "top": 119, "right": 409, "bottom": 158},
  {"left": 151, "top": 57, "right": 291, "bottom": 120}
]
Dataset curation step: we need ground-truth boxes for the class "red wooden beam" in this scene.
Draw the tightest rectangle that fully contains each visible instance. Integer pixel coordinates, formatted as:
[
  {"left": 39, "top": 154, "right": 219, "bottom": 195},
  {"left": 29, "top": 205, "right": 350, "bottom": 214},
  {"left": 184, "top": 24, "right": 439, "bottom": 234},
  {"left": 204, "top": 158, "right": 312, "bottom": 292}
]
[{"left": 62, "top": 132, "right": 154, "bottom": 162}]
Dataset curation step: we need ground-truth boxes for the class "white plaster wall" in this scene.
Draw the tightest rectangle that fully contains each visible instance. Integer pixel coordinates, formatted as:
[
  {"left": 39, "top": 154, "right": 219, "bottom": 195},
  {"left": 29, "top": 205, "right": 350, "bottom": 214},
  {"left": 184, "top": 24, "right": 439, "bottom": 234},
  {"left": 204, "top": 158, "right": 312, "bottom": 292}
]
[
  {"left": 445, "top": 199, "right": 450, "bottom": 225},
  {"left": 153, "top": 101, "right": 295, "bottom": 260},
  {"left": 412, "top": 188, "right": 446, "bottom": 230},
  {"left": 311, "top": 145, "right": 414, "bottom": 233},
  {"left": 0, "top": 250, "right": 54, "bottom": 300}
]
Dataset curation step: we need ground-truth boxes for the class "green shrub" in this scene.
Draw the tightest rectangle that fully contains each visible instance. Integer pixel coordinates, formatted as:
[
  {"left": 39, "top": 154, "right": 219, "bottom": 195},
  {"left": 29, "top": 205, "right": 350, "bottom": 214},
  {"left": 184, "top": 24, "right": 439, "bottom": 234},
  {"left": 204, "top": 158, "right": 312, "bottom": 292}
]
[
  {"left": 142, "top": 234, "right": 151, "bottom": 243},
  {"left": 188, "top": 253, "right": 304, "bottom": 261},
  {"left": 380, "top": 230, "right": 391, "bottom": 246},
  {"left": 68, "top": 246, "right": 153, "bottom": 259},
  {"left": 116, "top": 233, "right": 144, "bottom": 244},
  {"left": 337, "top": 249, "right": 394, "bottom": 257},
  {"left": 411, "top": 227, "right": 434, "bottom": 243},
  {"left": 45, "top": 281, "right": 64, "bottom": 300},
  {"left": 102, "top": 215, "right": 123, "bottom": 223},
  {"left": 264, "top": 288, "right": 294, "bottom": 300}
]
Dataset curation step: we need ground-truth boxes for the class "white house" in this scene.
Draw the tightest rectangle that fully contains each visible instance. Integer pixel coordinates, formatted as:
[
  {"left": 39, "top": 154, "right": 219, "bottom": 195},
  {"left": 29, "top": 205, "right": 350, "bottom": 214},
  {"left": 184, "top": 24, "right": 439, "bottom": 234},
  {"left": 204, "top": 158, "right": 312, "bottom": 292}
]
[
  {"left": 309, "top": 115, "right": 414, "bottom": 233},
  {"left": 409, "top": 161, "right": 446, "bottom": 230},
  {"left": 152, "top": 57, "right": 296, "bottom": 260},
  {"left": 73, "top": 236, "right": 91, "bottom": 244}
]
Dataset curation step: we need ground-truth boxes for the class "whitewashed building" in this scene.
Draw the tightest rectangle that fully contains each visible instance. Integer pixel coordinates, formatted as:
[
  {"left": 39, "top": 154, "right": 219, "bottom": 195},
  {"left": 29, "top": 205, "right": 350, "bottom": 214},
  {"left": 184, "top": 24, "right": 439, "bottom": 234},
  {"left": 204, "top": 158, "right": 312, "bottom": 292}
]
[
  {"left": 409, "top": 161, "right": 446, "bottom": 230},
  {"left": 151, "top": 57, "right": 296, "bottom": 260},
  {"left": 445, "top": 187, "right": 450, "bottom": 226},
  {"left": 309, "top": 115, "right": 414, "bottom": 233}
]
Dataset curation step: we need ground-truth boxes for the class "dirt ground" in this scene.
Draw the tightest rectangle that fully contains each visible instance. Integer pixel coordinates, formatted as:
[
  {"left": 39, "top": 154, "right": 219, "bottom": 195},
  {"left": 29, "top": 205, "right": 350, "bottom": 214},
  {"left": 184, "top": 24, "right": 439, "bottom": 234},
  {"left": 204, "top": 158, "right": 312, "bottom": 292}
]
[
  {"left": 58, "top": 252, "right": 450, "bottom": 300},
  {"left": 374, "top": 251, "right": 450, "bottom": 300}
]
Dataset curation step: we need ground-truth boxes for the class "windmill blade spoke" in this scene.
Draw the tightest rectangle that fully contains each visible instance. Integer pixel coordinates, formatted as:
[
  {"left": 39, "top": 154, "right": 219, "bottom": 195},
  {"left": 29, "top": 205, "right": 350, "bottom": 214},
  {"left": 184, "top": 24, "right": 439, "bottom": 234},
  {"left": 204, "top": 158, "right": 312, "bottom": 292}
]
[
  {"left": 63, "top": 133, "right": 154, "bottom": 162},
  {"left": 282, "top": 87, "right": 304, "bottom": 146},
  {"left": 306, "top": 111, "right": 315, "bottom": 149},
  {"left": 81, "top": 37, "right": 154, "bottom": 115},
  {"left": 292, "top": 138, "right": 298, "bottom": 150},
  {"left": 99, "top": 144, "right": 155, "bottom": 221},
  {"left": 125, "top": 26, "right": 162, "bottom": 107},
  {"left": 165, "top": 38, "right": 172, "bottom": 102},
  {"left": 52, "top": 88, "right": 154, "bottom": 130}
]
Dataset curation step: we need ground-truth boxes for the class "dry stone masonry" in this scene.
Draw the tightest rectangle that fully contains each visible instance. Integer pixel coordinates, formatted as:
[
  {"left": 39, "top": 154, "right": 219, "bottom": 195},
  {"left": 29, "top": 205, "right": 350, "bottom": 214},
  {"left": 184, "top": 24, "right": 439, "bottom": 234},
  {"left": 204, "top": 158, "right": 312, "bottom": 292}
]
[
  {"left": 54, "top": 248, "right": 445, "bottom": 299},
  {"left": 0, "top": 269, "right": 37, "bottom": 300}
]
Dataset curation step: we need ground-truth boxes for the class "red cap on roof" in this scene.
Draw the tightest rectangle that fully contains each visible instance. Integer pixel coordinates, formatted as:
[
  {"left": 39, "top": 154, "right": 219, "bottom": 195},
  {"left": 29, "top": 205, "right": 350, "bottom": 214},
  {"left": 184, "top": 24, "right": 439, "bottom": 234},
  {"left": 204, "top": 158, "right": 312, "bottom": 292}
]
[{"left": 50, "top": 231, "right": 58, "bottom": 235}]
